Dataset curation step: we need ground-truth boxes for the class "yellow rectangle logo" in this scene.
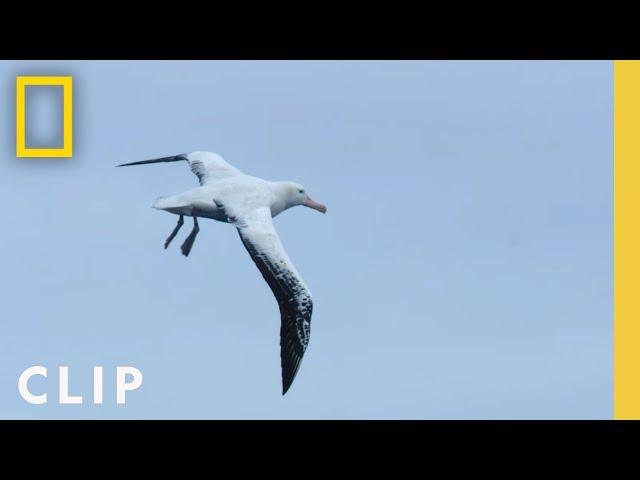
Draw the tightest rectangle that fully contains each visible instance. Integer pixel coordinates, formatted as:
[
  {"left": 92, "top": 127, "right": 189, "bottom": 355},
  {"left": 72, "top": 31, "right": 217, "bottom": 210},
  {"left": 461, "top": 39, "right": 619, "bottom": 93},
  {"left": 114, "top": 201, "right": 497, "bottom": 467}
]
[{"left": 16, "top": 76, "right": 73, "bottom": 158}]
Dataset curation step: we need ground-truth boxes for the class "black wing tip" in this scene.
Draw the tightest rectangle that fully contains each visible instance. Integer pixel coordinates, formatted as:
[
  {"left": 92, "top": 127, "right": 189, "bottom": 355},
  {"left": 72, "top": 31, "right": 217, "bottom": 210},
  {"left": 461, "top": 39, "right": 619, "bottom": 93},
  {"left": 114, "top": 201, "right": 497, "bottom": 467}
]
[
  {"left": 282, "top": 379, "right": 294, "bottom": 395},
  {"left": 115, "top": 155, "right": 187, "bottom": 168},
  {"left": 281, "top": 355, "right": 304, "bottom": 396}
]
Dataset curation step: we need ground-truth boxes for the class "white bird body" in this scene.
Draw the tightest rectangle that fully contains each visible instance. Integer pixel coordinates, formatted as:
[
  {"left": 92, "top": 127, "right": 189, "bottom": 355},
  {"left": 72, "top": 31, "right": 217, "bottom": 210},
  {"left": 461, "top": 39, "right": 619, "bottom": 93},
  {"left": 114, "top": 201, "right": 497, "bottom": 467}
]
[
  {"left": 152, "top": 175, "right": 292, "bottom": 221},
  {"left": 118, "top": 151, "right": 326, "bottom": 394}
]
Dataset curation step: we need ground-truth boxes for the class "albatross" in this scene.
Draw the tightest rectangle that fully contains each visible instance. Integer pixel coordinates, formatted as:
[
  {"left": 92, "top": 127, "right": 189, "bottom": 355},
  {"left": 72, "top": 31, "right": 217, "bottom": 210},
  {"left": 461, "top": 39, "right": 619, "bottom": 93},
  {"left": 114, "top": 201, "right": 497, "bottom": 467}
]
[{"left": 117, "top": 151, "right": 326, "bottom": 395}]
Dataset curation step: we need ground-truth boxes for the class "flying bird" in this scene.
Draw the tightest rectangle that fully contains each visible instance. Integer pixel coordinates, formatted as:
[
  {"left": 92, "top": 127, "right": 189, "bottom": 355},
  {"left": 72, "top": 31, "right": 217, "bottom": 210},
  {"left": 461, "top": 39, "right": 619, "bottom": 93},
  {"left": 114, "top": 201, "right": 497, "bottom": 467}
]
[{"left": 117, "top": 151, "right": 326, "bottom": 394}]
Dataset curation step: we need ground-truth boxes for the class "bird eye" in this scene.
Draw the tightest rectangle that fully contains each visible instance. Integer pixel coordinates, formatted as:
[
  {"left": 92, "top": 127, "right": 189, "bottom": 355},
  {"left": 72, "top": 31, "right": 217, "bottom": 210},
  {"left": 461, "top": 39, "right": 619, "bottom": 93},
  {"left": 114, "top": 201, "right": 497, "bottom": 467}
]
[{"left": 299, "top": 189, "right": 304, "bottom": 194}]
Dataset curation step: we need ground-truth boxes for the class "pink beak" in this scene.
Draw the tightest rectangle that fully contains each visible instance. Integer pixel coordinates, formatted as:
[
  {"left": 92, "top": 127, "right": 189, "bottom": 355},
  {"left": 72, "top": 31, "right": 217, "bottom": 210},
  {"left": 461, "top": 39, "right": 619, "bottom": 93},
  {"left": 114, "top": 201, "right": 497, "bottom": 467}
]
[{"left": 303, "top": 195, "right": 327, "bottom": 214}]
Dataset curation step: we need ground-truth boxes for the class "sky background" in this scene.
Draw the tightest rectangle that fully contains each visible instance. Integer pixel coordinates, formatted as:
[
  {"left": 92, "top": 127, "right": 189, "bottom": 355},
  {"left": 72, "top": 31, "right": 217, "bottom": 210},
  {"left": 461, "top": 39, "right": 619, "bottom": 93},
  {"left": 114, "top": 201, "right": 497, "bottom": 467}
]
[{"left": 0, "top": 61, "right": 612, "bottom": 419}]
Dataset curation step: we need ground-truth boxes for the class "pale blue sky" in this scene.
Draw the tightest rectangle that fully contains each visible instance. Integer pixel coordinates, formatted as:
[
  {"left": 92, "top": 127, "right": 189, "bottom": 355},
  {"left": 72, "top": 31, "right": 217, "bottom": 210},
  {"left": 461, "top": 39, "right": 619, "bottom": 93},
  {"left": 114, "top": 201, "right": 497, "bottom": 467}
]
[{"left": 0, "top": 61, "right": 612, "bottom": 419}]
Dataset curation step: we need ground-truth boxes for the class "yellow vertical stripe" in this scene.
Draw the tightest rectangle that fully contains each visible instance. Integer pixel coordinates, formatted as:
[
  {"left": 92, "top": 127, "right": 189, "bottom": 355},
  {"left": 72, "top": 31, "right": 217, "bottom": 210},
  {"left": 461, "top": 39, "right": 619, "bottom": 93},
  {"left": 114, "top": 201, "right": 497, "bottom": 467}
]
[
  {"left": 63, "top": 77, "right": 73, "bottom": 156},
  {"left": 614, "top": 60, "right": 640, "bottom": 419},
  {"left": 15, "top": 77, "right": 26, "bottom": 157}
]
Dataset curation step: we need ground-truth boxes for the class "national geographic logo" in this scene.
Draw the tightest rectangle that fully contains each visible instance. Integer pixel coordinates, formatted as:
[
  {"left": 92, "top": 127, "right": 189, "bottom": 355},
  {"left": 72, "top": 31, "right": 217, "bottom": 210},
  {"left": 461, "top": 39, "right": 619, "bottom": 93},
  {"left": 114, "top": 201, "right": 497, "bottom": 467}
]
[{"left": 16, "top": 76, "right": 72, "bottom": 158}]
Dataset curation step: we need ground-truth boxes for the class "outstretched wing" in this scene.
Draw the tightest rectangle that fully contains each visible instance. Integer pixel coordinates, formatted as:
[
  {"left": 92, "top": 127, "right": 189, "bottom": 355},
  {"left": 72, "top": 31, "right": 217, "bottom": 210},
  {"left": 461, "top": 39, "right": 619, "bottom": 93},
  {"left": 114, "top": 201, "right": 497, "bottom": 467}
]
[
  {"left": 233, "top": 207, "right": 313, "bottom": 395},
  {"left": 117, "top": 151, "right": 242, "bottom": 186},
  {"left": 185, "top": 151, "right": 242, "bottom": 185}
]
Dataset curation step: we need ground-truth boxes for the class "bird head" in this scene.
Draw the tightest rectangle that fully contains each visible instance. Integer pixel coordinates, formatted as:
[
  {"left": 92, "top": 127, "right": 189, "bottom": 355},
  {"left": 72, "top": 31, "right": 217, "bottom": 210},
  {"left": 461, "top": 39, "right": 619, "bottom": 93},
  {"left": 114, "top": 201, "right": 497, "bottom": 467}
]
[{"left": 280, "top": 182, "right": 327, "bottom": 214}]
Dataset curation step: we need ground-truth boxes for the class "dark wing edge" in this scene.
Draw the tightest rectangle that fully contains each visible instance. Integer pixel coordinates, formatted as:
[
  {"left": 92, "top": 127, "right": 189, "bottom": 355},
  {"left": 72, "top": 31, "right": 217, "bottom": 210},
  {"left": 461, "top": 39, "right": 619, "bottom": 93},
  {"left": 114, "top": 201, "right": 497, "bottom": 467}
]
[
  {"left": 187, "top": 156, "right": 210, "bottom": 186},
  {"left": 236, "top": 220, "right": 313, "bottom": 395},
  {"left": 186, "top": 154, "right": 242, "bottom": 186}
]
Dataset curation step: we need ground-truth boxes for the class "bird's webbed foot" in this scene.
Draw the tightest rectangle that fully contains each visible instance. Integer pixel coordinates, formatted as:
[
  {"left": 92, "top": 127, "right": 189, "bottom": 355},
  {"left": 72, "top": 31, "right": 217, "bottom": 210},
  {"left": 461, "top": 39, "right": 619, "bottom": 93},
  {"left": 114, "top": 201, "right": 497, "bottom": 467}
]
[
  {"left": 164, "top": 215, "right": 184, "bottom": 249},
  {"left": 180, "top": 214, "right": 200, "bottom": 257}
]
